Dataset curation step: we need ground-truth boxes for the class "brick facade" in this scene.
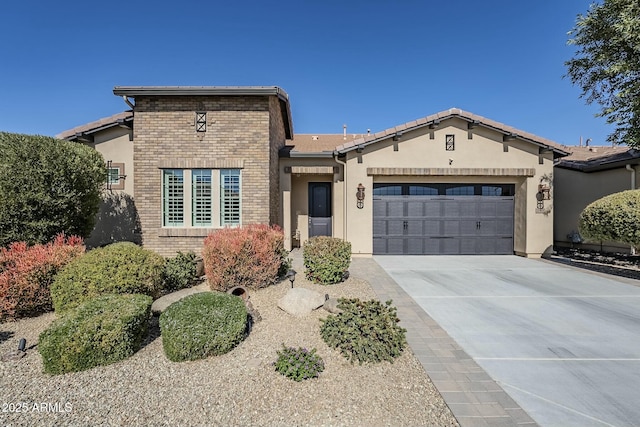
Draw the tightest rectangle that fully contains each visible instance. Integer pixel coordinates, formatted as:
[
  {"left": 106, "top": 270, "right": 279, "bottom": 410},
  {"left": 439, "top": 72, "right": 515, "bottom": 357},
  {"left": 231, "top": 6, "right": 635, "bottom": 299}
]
[{"left": 133, "top": 95, "right": 287, "bottom": 256}]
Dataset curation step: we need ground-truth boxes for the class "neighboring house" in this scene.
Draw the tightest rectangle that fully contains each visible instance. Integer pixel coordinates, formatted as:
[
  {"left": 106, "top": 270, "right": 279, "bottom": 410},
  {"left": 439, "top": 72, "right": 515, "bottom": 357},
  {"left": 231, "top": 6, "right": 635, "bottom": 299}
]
[
  {"left": 58, "top": 86, "right": 569, "bottom": 258},
  {"left": 554, "top": 146, "right": 640, "bottom": 252}
]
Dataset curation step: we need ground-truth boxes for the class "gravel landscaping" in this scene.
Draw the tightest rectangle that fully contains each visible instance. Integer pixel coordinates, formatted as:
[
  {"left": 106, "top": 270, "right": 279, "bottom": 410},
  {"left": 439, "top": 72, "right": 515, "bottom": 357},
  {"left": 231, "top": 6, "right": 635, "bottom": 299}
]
[{"left": 0, "top": 273, "right": 458, "bottom": 427}]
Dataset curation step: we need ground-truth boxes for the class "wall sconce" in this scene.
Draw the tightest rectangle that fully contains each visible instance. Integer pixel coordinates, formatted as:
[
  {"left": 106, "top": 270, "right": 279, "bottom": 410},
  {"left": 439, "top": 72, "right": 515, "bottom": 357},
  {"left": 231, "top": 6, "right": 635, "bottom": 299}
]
[
  {"left": 537, "top": 184, "right": 551, "bottom": 201},
  {"left": 356, "top": 183, "right": 365, "bottom": 209}
]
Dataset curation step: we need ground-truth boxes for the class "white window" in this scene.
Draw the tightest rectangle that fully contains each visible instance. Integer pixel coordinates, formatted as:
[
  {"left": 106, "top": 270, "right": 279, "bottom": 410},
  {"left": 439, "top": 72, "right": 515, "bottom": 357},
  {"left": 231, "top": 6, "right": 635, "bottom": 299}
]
[
  {"left": 163, "top": 169, "right": 184, "bottom": 226},
  {"left": 162, "top": 169, "right": 241, "bottom": 228},
  {"left": 221, "top": 169, "right": 241, "bottom": 226}
]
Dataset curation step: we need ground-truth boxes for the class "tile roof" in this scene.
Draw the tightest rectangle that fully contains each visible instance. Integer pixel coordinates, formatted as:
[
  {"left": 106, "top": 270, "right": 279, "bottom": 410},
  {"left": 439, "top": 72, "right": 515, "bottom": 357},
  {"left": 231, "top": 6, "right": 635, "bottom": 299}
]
[
  {"left": 284, "top": 108, "right": 568, "bottom": 156},
  {"left": 334, "top": 108, "right": 568, "bottom": 155},
  {"left": 56, "top": 111, "right": 133, "bottom": 140},
  {"left": 555, "top": 145, "right": 640, "bottom": 172},
  {"left": 286, "top": 133, "right": 366, "bottom": 153}
]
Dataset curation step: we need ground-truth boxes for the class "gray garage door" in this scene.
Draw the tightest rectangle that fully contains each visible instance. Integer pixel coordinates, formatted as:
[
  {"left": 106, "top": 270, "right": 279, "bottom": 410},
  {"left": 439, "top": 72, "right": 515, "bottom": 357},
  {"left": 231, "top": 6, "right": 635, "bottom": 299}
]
[{"left": 373, "top": 195, "right": 514, "bottom": 255}]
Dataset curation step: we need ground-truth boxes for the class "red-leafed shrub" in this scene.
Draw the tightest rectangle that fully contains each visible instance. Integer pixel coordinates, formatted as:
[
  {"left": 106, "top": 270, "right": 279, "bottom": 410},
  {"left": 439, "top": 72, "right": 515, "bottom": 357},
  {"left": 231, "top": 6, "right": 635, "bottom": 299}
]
[
  {"left": 203, "top": 225, "right": 290, "bottom": 292},
  {"left": 0, "top": 234, "right": 85, "bottom": 320}
]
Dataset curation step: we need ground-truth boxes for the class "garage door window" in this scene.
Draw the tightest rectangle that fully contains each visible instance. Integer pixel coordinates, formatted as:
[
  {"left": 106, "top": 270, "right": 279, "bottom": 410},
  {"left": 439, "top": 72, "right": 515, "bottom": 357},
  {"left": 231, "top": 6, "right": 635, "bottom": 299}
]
[{"left": 374, "top": 183, "right": 514, "bottom": 196}]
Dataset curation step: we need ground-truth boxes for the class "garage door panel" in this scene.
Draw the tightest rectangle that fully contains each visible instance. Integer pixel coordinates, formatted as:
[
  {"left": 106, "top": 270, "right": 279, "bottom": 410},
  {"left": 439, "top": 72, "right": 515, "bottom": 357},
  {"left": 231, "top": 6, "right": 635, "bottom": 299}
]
[
  {"left": 444, "top": 220, "right": 460, "bottom": 236},
  {"left": 407, "top": 220, "right": 422, "bottom": 236},
  {"left": 373, "top": 194, "right": 514, "bottom": 255},
  {"left": 387, "top": 238, "right": 404, "bottom": 254},
  {"left": 388, "top": 201, "right": 404, "bottom": 217},
  {"left": 442, "top": 239, "right": 460, "bottom": 254},
  {"left": 423, "top": 238, "right": 441, "bottom": 254},
  {"left": 407, "top": 238, "right": 423, "bottom": 254},
  {"left": 407, "top": 202, "right": 424, "bottom": 217},
  {"left": 387, "top": 220, "right": 404, "bottom": 236}
]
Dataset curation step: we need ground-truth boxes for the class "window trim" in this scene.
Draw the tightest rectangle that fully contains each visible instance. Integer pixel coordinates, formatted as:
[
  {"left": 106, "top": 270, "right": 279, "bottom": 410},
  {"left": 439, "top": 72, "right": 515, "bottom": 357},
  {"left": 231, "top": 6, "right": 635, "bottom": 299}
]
[
  {"left": 106, "top": 162, "right": 125, "bottom": 191},
  {"left": 161, "top": 168, "right": 241, "bottom": 229}
]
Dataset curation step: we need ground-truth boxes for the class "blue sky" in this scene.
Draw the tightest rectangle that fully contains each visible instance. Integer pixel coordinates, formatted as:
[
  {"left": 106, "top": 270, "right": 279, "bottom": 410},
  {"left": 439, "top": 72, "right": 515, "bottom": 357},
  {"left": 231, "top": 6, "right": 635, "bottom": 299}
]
[{"left": 0, "top": 0, "right": 608, "bottom": 146}]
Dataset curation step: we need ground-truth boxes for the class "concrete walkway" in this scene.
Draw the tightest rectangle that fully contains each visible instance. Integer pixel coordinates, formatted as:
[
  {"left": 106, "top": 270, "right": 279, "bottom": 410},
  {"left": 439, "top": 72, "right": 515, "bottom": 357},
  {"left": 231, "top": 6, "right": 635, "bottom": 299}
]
[
  {"left": 374, "top": 255, "right": 640, "bottom": 427},
  {"left": 346, "top": 255, "right": 536, "bottom": 427}
]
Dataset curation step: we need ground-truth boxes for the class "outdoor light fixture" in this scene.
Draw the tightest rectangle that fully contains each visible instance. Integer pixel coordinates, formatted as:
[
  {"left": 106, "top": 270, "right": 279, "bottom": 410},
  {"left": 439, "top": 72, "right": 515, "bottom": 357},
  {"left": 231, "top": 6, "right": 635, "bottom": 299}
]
[
  {"left": 286, "top": 269, "right": 296, "bottom": 288},
  {"left": 538, "top": 184, "right": 551, "bottom": 201},
  {"left": 18, "top": 338, "right": 26, "bottom": 352},
  {"left": 356, "top": 183, "right": 365, "bottom": 209}
]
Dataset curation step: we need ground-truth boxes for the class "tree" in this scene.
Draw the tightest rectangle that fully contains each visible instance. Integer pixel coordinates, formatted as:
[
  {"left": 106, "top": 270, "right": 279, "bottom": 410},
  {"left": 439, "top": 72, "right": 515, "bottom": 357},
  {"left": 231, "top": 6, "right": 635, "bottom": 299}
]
[
  {"left": 565, "top": 0, "right": 640, "bottom": 147},
  {"left": 0, "top": 132, "right": 106, "bottom": 246},
  {"left": 579, "top": 190, "right": 640, "bottom": 248}
]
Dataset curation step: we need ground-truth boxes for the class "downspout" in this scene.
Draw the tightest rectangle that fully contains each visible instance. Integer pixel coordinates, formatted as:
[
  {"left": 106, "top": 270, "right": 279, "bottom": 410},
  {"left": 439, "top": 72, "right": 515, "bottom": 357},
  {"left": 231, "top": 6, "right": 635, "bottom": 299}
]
[
  {"left": 333, "top": 152, "right": 348, "bottom": 242},
  {"left": 626, "top": 164, "right": 636, "bottom": 189}
]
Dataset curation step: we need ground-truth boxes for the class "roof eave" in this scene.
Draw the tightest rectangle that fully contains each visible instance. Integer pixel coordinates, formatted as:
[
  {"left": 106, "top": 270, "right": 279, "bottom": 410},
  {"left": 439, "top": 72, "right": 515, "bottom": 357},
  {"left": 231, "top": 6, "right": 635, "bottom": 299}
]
[{"left": 113, "top": 86, "right": 293, "bottom": 139}]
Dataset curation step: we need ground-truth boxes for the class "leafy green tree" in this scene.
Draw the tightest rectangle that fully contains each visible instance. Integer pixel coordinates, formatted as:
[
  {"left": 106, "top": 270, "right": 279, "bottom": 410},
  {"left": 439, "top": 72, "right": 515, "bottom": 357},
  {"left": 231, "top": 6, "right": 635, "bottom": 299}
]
[
  {"left": 0, "top": 132, "right": 106, "bottom": 246},
  {"left": 565, "top": 0, "right": 640, "bottom": 147},
  {"left": 579, "top": 190, "right": 640, "bottom": 248}
]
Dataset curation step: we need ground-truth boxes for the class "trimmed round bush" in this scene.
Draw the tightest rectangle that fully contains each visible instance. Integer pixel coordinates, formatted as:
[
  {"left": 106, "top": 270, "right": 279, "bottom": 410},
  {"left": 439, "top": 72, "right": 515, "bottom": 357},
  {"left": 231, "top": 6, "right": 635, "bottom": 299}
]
[
  {"left": 203, "top": 224, "right": 289, "bottom": 292},
  {"left": 51, "top": 242, "right": 165, "bottom": 313},
  {"left": 159, "top": 292, "right": 247, "bottom": 362},
  {"left": 320, "top": 298, "right": 407, "bottom": 364},
  {"left": 579, "top": 190, "right": 640, "bottom": 248},
  {"left": 303, "top": 236, "right": 351, "bottom": 285},
  {"left": 38, "top": 294, "right": 152, "bottom": 375}
]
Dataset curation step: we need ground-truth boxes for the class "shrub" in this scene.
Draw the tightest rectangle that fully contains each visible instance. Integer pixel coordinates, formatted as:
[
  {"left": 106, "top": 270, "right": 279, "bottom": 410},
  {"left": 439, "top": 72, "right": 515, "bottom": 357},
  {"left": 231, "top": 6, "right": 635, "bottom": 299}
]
[
  {"left": 38, "top": 294, "right": 152, "bottom": 375},
  {"left": 159, "top": 292, "right": 247, "bottom": 362},
  {"left": 303, "top": 237, "right": 351, "bottom": 285},
  {"left": 0, "top": 132, "right": 106, "bottom": 247},
  {"left": 274, "top": 344, "right": 325, "bottom": 382},
  {"left": 0, "top": 235, "right": 84, "bottom": 320},
  {"left": 320, "top": 298, "right": 407, "bottom": 364},
  {"left": 203, "top": 224, "right": 289, "bottom": 292},
  {"left": 50, "top": 242, "right": 165, "bottom": 313},
  {"left": 163, "top": 251, "right": 198, "bottom": 292},
  {"left": 579, "top": 190, "right": 640, "bottom": 248}
]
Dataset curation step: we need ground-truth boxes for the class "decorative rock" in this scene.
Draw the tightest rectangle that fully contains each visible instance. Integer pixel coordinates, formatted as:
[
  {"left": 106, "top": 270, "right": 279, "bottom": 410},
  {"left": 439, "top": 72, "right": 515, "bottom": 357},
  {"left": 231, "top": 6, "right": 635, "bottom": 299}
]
[
  {"left": 151, "top": 283, "right": 210, "bottom": 315},
  {"left": 1, "top": 350, "right": 26, "bottom": 362},
  {"left": 277, "top": 288, "right": 326, "bottom": 317},
  {"left": 323, "top": 298, "right": 343, "bottom": 314}
]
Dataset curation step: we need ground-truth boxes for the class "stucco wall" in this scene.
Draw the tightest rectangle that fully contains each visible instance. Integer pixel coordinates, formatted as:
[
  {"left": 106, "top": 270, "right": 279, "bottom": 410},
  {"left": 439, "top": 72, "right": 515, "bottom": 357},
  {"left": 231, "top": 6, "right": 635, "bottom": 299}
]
[
  {"left": 554, "top": 166, "right": 636, "bottom": 252},
  {"left": 339, "top": 118, "right": 555, "bottom": 257}
]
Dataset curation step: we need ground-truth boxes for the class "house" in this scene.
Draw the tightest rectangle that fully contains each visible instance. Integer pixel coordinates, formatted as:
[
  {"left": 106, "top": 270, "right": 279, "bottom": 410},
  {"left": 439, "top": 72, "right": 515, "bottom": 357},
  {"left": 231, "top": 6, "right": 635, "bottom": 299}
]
[
  {"left": 58, "top": 86, "right": 569, "bottom": 257},
  {"left": 554, "top": 145, "right": 640, "bottom": 252}
]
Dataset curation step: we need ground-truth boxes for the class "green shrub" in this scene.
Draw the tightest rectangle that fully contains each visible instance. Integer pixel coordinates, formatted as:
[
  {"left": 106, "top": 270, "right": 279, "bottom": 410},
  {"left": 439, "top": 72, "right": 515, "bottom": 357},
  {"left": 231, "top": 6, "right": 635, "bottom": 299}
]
[
  {"left": 51, "top": 242, "right": 165, "bottom": 313},
  {"left": 320, "top": 298, "right": 407, "bottom": 364},
  {"left": 38, "top": 294, "right": 152, "bottom": 375},
  {"left": 159, "top": 292, "right": 247, "bottom": 362},
  {"left": 303, "top": 237, "right": 351, "bottom": 285},
  {"left": 203, "top": 224, "right": 289, "bottom": 292},
  {"left": 579, "top": 190, "right": 640, "bottom": 248},
  {"left": 274, "top": 344, "right": 325, "bottom": 382},
  {"left": 0, "top": 132, "right": 106, "bottom": 247},
  {"left": 163, "top": 251, "right": 198, "bottom": 292}
]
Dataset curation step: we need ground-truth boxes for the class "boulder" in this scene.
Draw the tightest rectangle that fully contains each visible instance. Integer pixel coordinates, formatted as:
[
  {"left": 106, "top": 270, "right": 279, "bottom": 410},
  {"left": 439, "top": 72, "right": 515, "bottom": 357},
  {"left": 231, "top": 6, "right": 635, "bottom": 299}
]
[{"left": 277, "top": 288, "right": 326, "bottom": 317}]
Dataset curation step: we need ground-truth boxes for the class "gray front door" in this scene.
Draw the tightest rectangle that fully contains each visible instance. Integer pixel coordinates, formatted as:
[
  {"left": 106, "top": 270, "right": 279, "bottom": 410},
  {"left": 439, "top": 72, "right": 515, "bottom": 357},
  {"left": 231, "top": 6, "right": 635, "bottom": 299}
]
[
  {"left": 309, "top": 182, "right": 332, "bottom": 237},
  {"left": 373, "top": 195, "right": 514, "bottom": 254}
]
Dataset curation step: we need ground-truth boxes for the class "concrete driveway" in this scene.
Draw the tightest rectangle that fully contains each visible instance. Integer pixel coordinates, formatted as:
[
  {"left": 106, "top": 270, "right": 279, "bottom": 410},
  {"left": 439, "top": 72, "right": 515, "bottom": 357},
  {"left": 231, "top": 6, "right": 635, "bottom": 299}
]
[{"left": 374, "top": 255, "right": 640, "bottom": 427}]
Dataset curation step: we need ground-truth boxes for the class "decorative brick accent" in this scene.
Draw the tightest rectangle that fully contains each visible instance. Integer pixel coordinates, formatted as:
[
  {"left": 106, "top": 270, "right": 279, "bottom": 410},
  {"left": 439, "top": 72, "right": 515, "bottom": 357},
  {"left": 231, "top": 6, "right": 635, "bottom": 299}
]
[{"left": 133, "top": 95, "right": 287, "bottom": 256}]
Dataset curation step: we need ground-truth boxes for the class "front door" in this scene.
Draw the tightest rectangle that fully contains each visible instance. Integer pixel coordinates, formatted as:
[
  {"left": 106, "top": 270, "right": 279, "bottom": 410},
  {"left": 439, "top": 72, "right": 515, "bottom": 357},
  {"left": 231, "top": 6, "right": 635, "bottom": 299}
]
[{"left": 309, "top": 182, "right": 332, "bottom": 237}]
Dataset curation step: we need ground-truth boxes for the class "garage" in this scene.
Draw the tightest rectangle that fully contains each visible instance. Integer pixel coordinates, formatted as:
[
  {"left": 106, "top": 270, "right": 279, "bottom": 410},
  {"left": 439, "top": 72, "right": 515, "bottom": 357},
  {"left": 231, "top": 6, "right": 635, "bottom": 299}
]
[{"left": 373, "top": 183, "right": 514, "bottom": 255}]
